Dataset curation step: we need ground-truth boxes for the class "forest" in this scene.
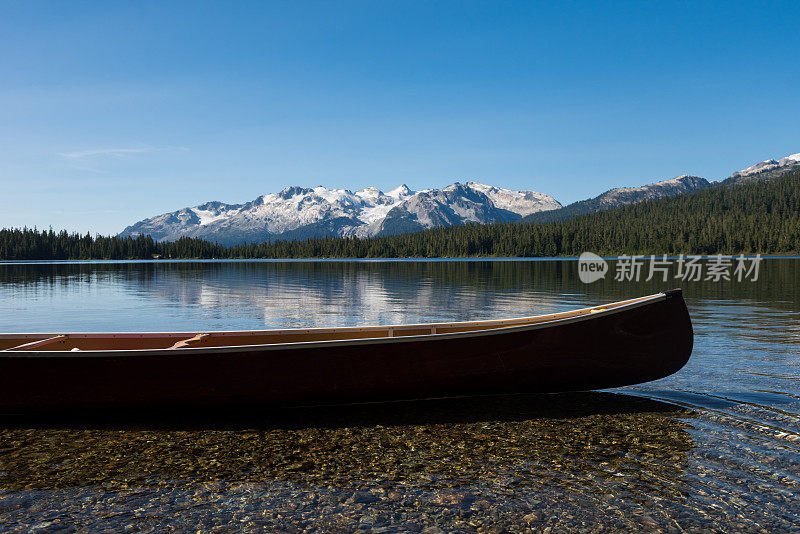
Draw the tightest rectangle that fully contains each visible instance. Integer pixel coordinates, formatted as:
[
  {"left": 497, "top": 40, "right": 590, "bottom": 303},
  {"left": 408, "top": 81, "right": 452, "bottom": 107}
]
[{"left": 2, "top": 170, "right": 799, "bottom": 260}]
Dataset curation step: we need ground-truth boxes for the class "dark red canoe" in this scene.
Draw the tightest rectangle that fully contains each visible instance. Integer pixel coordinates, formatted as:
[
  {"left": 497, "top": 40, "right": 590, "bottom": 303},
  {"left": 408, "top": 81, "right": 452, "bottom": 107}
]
[{"left": 0, "top": 289, "right": 692, "bottom": 412}]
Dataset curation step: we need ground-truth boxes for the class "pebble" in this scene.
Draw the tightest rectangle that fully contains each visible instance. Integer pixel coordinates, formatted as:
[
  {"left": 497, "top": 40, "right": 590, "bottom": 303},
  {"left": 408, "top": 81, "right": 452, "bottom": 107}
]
[{"left": 0, "top": 392, "right": 798, "bottom": 532}]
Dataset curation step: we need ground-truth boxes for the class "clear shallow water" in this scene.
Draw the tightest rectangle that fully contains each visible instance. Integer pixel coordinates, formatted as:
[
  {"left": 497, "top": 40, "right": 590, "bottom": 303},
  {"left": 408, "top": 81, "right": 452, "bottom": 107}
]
[{"left": 0, "top": 259, "right": 799, "bottom": 532}]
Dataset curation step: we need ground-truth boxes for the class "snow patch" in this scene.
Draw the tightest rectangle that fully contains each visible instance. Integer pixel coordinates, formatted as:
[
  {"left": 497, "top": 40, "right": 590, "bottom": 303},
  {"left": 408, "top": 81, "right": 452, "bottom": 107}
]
[{"left": 732, "top": 152, "right": 800, "bottom": 178}]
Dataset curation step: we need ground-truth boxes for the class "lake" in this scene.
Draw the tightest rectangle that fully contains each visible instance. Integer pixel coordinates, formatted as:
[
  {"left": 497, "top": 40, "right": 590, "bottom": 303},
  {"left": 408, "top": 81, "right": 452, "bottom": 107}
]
[{"left": 1, "top": 259, "right": 799, "bottom": 532}]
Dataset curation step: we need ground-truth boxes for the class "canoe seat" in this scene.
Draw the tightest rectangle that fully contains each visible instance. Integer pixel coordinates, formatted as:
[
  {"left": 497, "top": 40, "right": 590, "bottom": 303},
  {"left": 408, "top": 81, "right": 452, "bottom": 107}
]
[{"left": 169, "top": 333, "right": 211, "bottom": 349}]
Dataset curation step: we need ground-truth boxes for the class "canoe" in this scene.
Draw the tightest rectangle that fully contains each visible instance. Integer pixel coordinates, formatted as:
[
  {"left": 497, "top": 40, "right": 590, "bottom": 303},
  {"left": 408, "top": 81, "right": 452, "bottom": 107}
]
[{"left": 0, "top": 289, "right": 692, "bottom": 412}]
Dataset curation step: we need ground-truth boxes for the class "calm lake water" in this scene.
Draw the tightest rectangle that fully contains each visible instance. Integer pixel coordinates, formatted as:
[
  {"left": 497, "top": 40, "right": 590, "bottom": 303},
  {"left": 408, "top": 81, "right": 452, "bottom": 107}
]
[{"left": 1, "top": 259, "right": 799, "bottom": 532}]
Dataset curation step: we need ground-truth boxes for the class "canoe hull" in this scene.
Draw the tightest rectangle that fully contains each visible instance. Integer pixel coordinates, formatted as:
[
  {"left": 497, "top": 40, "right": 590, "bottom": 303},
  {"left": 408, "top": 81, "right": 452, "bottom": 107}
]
[{"left": 0, "top": 292, "right": 692, "bottom": 412}]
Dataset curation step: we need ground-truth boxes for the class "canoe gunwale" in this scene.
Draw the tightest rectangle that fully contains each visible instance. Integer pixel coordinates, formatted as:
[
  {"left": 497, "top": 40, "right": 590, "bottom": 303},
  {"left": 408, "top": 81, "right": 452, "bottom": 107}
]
[{"left": 0, "top": 292, "right": 670, "bottom": 358}]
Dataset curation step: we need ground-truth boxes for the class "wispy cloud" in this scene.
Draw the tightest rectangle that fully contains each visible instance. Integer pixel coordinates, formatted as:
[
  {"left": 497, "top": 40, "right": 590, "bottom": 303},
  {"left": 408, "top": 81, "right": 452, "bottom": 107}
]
[{"left": 59, "top": 146, "right": 189, "bottom": 159}]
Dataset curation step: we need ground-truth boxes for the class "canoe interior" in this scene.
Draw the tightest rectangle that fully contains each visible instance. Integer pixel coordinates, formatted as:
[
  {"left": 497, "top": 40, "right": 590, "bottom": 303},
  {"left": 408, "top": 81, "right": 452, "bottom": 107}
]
[{"left": 0, "top": 295, "right": 654, "bottom": 352}]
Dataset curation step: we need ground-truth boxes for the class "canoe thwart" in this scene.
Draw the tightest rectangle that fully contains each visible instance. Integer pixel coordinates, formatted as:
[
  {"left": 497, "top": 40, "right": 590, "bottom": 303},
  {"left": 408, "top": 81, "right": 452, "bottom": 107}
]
[{"left": 6, "top": 335, "right": 69, "bottom": 351}]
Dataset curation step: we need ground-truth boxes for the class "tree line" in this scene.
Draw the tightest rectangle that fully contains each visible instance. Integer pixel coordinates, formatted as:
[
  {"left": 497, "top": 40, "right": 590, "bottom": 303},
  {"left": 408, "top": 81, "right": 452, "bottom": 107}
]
[{"left": 2, "top": 169, "right": 799, "bottom": 260}]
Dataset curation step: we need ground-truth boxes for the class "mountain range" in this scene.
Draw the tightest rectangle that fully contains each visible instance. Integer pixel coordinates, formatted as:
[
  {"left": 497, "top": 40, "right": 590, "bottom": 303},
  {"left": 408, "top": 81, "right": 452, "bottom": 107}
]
[
  {"left": 120, "top": 152, "right": 800, "bottom": 244},
  {"left": 120, "top": 182, "right": 562, "bottom": 245}
]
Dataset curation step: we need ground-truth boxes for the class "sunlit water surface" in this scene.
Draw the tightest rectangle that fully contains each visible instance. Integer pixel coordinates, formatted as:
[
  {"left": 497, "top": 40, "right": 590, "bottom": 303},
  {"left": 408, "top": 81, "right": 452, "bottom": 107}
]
[{"left": 0, "top": 259, "right": 799, "bottom": 532}]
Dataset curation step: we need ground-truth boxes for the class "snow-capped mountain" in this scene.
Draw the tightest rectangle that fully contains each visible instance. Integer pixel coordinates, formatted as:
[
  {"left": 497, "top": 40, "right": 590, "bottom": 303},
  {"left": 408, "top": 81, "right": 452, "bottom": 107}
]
[
  {"left": 119, "top": 182, "right": 562, "bottom": 244},
  {"left": 455, "top": 182, "right": 561, "bottom": 216},
  {"left": 727, "top": 153, "right": 800, "bottom": 183}
]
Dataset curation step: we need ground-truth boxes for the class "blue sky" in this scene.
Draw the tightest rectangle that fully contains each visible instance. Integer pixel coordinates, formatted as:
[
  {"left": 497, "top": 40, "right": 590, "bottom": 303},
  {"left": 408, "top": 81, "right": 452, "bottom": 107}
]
[{"left": 1, "top": 0, "right": 798, "bottom": 234}]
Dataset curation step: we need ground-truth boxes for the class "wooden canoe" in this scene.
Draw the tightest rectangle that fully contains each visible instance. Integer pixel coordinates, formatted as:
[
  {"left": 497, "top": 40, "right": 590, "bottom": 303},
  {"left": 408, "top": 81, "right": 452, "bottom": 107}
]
[{"left": 0, "top": 289, "right": 693, "bottom": 412}]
